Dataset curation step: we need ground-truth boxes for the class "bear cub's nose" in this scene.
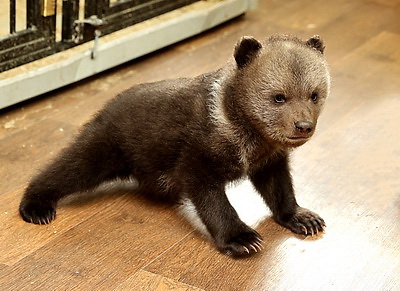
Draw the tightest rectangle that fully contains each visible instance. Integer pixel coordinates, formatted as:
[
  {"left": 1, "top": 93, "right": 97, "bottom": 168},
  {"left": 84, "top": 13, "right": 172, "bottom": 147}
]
[{"left": 295, "top": 121, "right": 314, "bottom": 134}]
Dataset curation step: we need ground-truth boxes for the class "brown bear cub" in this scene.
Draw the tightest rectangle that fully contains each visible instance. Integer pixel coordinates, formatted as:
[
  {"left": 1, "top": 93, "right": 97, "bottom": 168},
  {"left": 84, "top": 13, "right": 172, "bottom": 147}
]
[{"left": 20, "top": 35, "right": 330, "bottom": 257}]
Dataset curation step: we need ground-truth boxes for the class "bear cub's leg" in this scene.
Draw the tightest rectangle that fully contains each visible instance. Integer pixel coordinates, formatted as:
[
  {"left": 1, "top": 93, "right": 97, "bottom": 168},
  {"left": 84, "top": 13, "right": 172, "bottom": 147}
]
[
  {"left": 20, "top": 130, "right": 130, "bottom": 224},
  {"left": 251, "top": 154, "right": 326, "bottom": 236},
  {"left": 185, "top": 180, "right": 263, "bottom": 257}
]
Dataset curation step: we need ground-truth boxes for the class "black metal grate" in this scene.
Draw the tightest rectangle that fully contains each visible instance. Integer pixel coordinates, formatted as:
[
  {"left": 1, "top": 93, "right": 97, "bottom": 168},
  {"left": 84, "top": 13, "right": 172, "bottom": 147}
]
[
  {"left": 9, "top": 0, "right": 16, "bottom": 34},
  {"left": 0, "top": 0, "right": 199, "bottom": 72}
]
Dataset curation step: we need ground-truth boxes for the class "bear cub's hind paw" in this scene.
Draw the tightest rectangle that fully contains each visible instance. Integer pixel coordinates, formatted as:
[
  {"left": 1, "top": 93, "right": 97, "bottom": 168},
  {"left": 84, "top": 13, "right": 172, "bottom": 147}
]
[
  {"left": 218, "top": 229, "right": 263, "bottom": 257},
  {"left": 19, "top": 199, "right": 56, "bottom": 225}
]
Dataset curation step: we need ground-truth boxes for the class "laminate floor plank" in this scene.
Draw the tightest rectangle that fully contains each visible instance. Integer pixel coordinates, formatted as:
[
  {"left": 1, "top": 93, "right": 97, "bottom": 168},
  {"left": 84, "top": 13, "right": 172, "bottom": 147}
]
[
  {"left": 0, "top": 120, "right": 75, "bottom": 195},
  {"left": 0, "top": 187, "right": 139, "bottom": 265},
  {"left": 115, "top": 270, "right": 204, "bottom": 291},
  {"left": 144, "top": 231, "right": 399, "bottom": 290},
  {"left": 0, "top": 194, "right": 192, "bottom": 290}
]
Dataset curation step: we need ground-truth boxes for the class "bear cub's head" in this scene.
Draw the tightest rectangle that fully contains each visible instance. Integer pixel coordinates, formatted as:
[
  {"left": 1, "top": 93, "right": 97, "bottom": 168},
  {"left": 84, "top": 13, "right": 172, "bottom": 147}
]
[{"left": 231, "top": 35, "right": 330, "bottom": 148}]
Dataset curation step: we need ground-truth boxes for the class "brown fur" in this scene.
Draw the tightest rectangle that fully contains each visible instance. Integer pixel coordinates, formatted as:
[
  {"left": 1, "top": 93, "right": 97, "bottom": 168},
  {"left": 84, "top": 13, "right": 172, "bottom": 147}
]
[{"left": 19, "top": 35, "right": 330, "bottom": 257}]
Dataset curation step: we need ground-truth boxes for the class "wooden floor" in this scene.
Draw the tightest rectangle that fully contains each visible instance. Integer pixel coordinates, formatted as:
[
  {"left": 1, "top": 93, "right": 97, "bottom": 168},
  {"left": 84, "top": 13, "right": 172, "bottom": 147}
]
[{"left": 1, "top": 0, "right": 400, "bottom": 290}]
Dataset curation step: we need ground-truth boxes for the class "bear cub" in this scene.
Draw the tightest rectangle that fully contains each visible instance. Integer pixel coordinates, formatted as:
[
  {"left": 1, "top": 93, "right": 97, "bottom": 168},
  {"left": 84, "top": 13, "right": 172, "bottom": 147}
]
[{"left": 20, "top": 35, "right": 330, "bottom": 257}]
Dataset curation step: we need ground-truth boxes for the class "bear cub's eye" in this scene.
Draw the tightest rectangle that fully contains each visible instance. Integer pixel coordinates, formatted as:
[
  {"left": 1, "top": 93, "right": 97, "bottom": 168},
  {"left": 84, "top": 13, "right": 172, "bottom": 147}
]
[
  {"left": 311, "top": 92, "right": 318, "bottom": 103},
  {"left": 274, "top": 94, "right": 286, "bottom": 103}
]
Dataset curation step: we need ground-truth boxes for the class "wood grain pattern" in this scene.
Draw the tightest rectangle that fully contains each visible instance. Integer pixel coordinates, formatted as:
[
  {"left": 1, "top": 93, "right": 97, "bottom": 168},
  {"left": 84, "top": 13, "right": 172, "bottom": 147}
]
[
  {"left": 115, "top": 270, "right": 204, "bottom": 291},
  {"left": 0, "top": 193, "right": 193, "bottom": 289},
  {"left": 1, "top": 0, "right": 399, "bottom": 289}
]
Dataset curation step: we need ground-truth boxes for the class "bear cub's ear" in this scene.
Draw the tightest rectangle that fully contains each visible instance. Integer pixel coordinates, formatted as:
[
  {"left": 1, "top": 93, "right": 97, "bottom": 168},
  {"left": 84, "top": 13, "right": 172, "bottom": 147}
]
[
  {"left": 306, "top": 35, "right": 325, "bottom": 54},
  {"left": 234, "top": 36, "right": 262, "bottom": 68}
]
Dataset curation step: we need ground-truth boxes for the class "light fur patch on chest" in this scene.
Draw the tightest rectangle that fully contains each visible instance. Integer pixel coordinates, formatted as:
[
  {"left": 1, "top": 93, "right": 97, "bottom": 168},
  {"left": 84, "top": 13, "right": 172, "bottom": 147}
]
[{"left": 208, "top": 78, "right": 255, "bottom": 172}]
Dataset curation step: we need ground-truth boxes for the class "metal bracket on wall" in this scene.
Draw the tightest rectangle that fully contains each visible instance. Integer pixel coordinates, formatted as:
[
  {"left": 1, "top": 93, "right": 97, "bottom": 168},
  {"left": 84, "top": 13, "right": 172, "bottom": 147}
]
[{"left": 73, "top": 15, "right": 104, "bottom": 59}]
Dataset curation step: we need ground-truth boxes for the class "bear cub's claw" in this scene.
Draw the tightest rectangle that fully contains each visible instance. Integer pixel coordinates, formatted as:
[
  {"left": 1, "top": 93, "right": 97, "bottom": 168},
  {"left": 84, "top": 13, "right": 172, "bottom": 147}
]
[
  {"left": 218, "top": 229, "right": 263, "bottom": 257},
  {"left": 278, "top": 207, "right": 326, "bottom": 237},
  {"left": 19, "top": 199, "right": 56, "bottom": 225}
]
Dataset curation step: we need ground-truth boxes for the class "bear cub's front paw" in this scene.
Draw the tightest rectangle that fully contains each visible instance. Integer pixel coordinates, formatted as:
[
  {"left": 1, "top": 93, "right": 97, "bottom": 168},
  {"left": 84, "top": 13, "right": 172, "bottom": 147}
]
[
  {"left": 217, "top": 228, "right": 263, "bottom": 257},
  {"left": 278, "top": 207, "right": 326, "bottom": 236}
]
